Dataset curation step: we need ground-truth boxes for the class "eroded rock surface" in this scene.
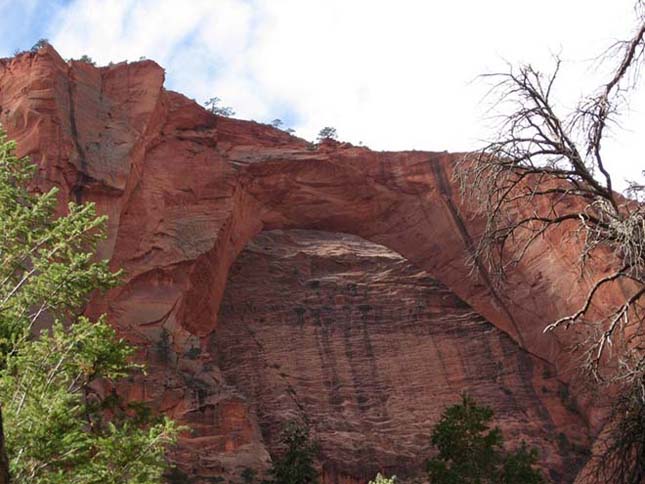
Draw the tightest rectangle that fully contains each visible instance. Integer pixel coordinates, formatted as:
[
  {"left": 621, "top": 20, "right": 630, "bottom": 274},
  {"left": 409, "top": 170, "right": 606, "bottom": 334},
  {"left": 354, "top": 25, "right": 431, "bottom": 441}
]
[
  {"left": 0, "top": 45, "right": 623, "bottom": 482},
  {"left": 214, "top": 230, "right": 588, "bottom": 482}
]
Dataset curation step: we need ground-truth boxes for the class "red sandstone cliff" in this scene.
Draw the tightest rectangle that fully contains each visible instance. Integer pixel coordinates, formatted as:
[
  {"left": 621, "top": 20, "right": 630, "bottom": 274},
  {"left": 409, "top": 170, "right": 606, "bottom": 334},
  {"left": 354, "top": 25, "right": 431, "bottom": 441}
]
[{"left": 0, "top": 45, "right": 624, "bottom": 482}]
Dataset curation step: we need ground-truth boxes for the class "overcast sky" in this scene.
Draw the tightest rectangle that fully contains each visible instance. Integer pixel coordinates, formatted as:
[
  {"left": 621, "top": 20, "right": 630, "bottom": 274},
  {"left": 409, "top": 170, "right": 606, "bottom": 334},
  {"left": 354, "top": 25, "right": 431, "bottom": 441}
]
[{"left": 0, "top": 0, "right": 643, "bottom": 189}]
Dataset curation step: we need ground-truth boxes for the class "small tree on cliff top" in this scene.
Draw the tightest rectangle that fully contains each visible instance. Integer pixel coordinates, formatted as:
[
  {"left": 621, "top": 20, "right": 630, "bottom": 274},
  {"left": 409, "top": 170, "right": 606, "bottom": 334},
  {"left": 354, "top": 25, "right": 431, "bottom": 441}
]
[
  {"left": 316, "top": 126, "right": 338, "bottom": 142},
  {"left": 457, "top": 3, "right": 645, "bottom": 481},
  {"left": 427, "top": 395, "right": 544, "bottom": 484},
  {"left": 204, "top": 97, "right": 235, "bottom": 117},
  {"left": 29, "top": 39, "right": 49, "bottom": 53},
  {"left": 0, "top": 127, "right": 178, "bottom": 483}
]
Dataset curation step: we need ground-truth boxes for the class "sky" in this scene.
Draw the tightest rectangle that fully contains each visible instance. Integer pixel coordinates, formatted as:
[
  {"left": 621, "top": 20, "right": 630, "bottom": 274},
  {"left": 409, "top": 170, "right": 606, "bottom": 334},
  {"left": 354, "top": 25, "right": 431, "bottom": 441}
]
[{"left": 0, "top": 0, "right": 643, "bottom": 190}]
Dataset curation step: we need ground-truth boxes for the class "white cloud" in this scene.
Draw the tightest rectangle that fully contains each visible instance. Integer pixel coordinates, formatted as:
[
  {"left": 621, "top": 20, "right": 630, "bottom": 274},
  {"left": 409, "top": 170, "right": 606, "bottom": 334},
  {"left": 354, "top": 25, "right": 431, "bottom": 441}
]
[
  {"left": 0, "top": 0, "right": 58, "bottom": 56},
  {"left": 48, "top": 0, "right": 644, "bottom": 188}
]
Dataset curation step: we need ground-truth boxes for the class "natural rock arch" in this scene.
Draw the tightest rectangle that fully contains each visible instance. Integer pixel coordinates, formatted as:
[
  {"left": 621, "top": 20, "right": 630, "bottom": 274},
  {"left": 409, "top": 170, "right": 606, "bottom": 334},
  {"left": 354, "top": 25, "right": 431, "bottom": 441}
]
[
  {"left": 174, "top": 143, "right": 568, "bottom": 368},
  {"left": 0, "top": 46, "right": 618, "bottom": 482}
]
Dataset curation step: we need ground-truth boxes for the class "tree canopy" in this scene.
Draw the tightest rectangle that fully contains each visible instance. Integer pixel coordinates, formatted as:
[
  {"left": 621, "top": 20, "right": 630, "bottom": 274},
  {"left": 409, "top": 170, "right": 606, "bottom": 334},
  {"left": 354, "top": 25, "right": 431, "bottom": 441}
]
[
  {"left": 267, "top": 422, "right": 319, "bottom": 484},
  {"left": 427, "top": 395, "right": 544, "bottom": 484},
  {"left": 0, "top": 127, "right": 178, "bottom": 483}
]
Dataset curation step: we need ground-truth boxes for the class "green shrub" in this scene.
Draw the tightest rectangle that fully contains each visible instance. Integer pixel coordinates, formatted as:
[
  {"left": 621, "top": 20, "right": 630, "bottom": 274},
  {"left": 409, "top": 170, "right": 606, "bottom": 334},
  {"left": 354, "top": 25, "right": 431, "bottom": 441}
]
[
  {"left": 368, "top": 472, "right": 397, "bottom": 484},
  {"left": 316, "top": 126, "right": 338, "bottom": 142},
  {"left": 204, "top": 97, "right": 235, "bottom": 117},
  {"left": 267, "top": 422, "right": 319, "bottom": 484},
  {"left": 427, "top": 394, "right": 544, "bottom": 483}
]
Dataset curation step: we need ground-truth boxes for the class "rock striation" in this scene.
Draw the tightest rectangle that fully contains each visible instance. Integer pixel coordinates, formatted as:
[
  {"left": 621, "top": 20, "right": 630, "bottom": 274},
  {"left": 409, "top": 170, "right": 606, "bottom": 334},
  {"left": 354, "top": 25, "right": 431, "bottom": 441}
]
[
  {"left": 215, "top": 230, "right": 588, "bottom": 482},
  {"left": 0, "top": 45, "right": 624, "bottom": 482}
]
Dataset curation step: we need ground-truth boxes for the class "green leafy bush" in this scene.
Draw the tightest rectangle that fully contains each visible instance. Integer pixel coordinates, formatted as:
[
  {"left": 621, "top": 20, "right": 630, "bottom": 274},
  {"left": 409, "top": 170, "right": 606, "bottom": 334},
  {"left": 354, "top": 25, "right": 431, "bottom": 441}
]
[{"left": 368, "top": 472, "right": 397, "bottom": 484}]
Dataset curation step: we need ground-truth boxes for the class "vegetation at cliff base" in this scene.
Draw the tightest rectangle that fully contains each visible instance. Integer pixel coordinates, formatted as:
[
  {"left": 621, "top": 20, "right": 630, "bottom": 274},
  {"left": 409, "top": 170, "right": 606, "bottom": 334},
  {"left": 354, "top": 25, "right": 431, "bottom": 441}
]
[
  {"left": 266, "top": 421, "right": 319, "bottom": 484},
  {"left": 427, "top": 395, "right": 544, "bottom": 484},
  {"left": 0, "top": 127, "right": 178, "bottom": 483},
  {"left": 368, "top": 473, "right": 396, "bottom": 484}
]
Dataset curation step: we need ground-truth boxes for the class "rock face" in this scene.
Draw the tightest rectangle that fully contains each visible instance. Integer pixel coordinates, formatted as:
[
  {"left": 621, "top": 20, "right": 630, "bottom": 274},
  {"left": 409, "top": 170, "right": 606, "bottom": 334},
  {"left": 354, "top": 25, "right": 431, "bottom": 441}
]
[
  {"left": 0, "top": 45, "right": 623, "bottom": 482},
  {"left": 216, "top": 230, "right": 588, "bottom": 482}
]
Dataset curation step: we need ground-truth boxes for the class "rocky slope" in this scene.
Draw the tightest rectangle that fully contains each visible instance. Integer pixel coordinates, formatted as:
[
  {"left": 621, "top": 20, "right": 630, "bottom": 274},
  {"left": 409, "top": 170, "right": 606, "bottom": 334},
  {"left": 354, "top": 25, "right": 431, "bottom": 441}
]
[{"left": 0, "top": 45, "right": 627, "bottom": 482}]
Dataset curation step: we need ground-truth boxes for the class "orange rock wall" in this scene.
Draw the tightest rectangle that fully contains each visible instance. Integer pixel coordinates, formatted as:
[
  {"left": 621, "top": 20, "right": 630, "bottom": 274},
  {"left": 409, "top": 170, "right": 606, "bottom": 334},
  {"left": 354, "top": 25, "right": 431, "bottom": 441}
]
[{"left": 0, "top": 46, "right": 622, "bottom": 482}]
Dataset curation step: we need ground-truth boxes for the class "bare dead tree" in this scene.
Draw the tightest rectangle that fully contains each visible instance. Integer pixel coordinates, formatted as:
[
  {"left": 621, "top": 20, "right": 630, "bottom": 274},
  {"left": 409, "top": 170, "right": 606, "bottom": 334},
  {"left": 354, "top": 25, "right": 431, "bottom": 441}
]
[
  {"left": 456, "top": 3, "right": 645, "bottom": 482},
  {"left": 594, "top": 383, "right": 645, "bottom": 484}
]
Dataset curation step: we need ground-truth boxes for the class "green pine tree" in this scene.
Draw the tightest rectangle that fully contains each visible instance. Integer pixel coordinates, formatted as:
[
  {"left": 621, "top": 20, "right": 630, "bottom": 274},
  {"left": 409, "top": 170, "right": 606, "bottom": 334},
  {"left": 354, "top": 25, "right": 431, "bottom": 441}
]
[
  {"left": 267, "top": 422, "right": 319, "bottom": 484},
  {"left": 427, "top": 394, "right": 544, "bottom": 484},
  {"left": 0, "top": 127, "right": 179, "bottom": 483}
]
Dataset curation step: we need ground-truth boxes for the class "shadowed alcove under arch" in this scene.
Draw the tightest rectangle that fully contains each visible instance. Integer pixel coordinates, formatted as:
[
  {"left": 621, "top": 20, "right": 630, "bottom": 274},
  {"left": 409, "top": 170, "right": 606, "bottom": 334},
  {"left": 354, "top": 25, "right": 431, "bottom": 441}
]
[{"left": 210, "top": 229, "right": 589, "bottom": 483}]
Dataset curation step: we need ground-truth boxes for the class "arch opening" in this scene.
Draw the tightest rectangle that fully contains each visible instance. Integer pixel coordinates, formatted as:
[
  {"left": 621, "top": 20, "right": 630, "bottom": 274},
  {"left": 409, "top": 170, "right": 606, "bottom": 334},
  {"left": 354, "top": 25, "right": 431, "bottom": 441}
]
[{"left": 201, "top": 229, "right": 591, "bottom": 483}]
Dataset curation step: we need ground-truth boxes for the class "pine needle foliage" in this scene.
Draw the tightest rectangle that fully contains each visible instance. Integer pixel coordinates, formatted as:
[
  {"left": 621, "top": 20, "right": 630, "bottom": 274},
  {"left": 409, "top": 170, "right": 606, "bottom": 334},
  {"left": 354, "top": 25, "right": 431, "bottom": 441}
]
[
  {"left": 267, "top": 422, "right": 319, "bottom": 484},
  {"left": 427, "top": 395, "right": 544, "bottom": 484},
  {"left": 0, "top": 127, "right": 178, "bottom": 483}
]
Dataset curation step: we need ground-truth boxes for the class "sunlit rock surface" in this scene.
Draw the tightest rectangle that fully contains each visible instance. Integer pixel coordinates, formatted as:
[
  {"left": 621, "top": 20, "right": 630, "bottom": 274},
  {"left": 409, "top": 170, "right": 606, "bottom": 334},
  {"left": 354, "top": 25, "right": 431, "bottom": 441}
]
[{"left": 0, "top": 45, "right": 625, "bottom": 482}]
